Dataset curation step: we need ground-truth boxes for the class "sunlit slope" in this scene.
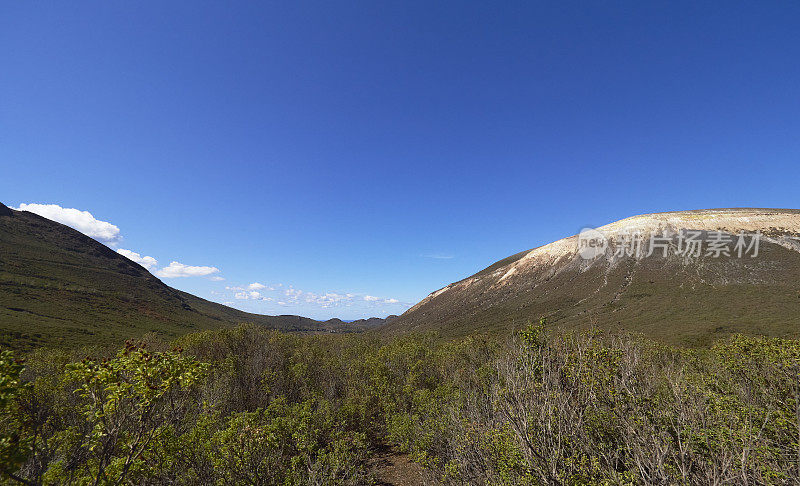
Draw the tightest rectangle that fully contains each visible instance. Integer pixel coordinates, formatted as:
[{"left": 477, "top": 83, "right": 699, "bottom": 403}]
[{"left": 383, "top": 209, "right": 800, "bottom": 345}]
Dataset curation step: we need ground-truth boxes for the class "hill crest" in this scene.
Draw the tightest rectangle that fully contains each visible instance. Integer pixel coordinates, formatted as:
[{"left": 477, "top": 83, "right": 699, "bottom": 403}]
[
  {"left": 390, "top": 208, "right": 800, "bottom": 345},
  {"left": 0, "top": 203, "right": 384, "bottom": 349}
]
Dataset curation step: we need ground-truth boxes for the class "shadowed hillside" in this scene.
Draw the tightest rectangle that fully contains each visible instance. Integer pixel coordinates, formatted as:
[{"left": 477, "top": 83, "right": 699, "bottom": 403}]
[{"left": 0, "top": 203, "right": 384, "bottom": 349}]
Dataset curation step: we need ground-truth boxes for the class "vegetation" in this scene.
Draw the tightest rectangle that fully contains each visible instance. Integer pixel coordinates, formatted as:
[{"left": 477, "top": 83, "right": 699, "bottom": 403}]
[
  {"left": 0, "top": 207, "right": 385, "bottom": 351},
  {"left": 384, "top": 213, "right": 800, "bottom": 346},
  {"left": 3, "top": 323, "right": 800, "bottom": 484}
]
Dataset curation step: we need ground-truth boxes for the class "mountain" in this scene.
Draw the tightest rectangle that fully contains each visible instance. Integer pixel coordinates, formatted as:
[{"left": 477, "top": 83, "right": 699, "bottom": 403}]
[
  {"left": 382, "top": 209, "right": 800, "bottom": 345},
  {"left": 0, "top": 203, "right": 383, "bottom": 349}
]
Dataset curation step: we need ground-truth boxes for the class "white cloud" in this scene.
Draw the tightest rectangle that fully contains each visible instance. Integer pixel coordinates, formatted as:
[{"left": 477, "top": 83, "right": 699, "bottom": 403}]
[
  {"left": 285, "top": 288, "right": 303, "bottom": 298},
  {"left": 16, "top": 203, "right": 232, "bottom": 282},
  {"left": 301, "top": 292, "right": 351, "bottom": 308},
  {"left": 363, "top": 295, "right": 407, "bottom": 306},
  {"left": 221, "top": 281, "right": 406, "bottom": 312},
  {"left": 209, "top": 276, "right": 225, "bottom": 281},
  {"left": 116, "top": 249, "right": 158, "bottom": 270},
  {"left": 156, "top": 261, "right": 220, "bottom": 278},
  {"left": 234, "top": 289, "right": 268, "bottom": 301},
  {"left": 17, "top": 203, "right": 122, "bottom": 245}
]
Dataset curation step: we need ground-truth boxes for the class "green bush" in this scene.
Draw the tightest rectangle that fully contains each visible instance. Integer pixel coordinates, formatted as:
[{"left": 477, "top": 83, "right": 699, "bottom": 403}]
[
  {"left": 0, "top": 350, "right": 31, "bottom": 483},
  {"left": 4, "top": 325, "right": 800, "bottom": 484}
]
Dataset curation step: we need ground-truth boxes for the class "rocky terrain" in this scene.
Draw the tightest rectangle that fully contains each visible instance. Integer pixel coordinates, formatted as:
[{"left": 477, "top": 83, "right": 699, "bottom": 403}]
[{"left": 382, "top": 209, "right": 800, "bottom": 345}]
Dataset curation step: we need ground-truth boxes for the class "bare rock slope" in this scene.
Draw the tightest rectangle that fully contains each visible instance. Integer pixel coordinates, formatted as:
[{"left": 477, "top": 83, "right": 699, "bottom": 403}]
[{"left": 383, "top": 209, "right": 800, "bottom": 345}]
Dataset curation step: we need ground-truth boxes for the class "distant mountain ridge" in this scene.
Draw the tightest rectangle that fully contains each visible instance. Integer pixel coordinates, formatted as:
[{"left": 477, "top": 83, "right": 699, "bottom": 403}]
[
  {"left": 0, "top": 202, "right": 385, "bottom": 349},
  {"left": 382, "top": 208, "right": 800, "bottom": 345}
]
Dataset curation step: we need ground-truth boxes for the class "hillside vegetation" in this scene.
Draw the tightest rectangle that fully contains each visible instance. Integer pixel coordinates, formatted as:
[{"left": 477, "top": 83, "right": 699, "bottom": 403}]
[
  {"left": 0, "top": 204, "right": 382, "bottom": 350},
  {"left": 385, "top": 209, "right": 800, "bottom": 345},
  {"left": 3, "top": 323, "right": 800, "bottom": 484}
]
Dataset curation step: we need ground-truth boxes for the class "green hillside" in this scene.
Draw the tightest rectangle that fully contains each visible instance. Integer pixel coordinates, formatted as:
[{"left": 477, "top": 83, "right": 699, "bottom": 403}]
[
  {"left": 0, "top": 203, "right": 382, "bottom": 349},
  {"left": 383, "top": 209, "right": 800, "bottom": 346}
]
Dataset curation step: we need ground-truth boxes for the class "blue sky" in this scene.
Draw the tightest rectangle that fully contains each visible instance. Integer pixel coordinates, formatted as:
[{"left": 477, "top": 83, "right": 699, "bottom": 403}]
[{"left": 2, "top": 1, "right": 799, "bottom": 319}]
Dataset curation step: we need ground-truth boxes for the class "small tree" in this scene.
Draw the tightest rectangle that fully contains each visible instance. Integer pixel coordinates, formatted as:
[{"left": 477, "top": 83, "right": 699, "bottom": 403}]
[
  {"left": 51, "top": 341, "right": 208, "bottom": 485},
  {"left": 0, "top": 350, "right": 33, "bottom": 485}
]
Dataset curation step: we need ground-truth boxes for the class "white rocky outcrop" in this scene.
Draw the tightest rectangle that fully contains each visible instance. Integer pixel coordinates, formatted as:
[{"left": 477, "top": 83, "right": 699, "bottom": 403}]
[{"left": 411, "top": 208, "right": 800, "bottom": 310}]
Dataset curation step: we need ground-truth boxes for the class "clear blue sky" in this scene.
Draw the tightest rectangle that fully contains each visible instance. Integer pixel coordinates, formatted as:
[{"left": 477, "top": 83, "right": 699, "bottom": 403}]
[{"left": 2, "top": 1, "right": 799, "bottom": 319}]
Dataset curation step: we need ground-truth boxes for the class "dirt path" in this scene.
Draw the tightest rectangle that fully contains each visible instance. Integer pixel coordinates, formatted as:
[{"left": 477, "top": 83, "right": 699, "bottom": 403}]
[{"left": 367, "top": 447, "right": 426, "bottom": 485}]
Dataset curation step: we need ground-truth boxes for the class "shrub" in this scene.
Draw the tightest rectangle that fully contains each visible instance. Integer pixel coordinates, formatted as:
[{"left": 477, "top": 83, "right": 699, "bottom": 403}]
[
  {"left": 42, "top": 342, "right": 208, "bottom": 484},
  {"left": 0, "top": 350, "right": 32, "bottom": 483},
  {"left": 5, "top": 325, "right": 800, "bottom": 484}
]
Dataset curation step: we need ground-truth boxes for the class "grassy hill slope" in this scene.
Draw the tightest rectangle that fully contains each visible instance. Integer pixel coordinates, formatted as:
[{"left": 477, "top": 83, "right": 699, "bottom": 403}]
[
  {"left": 0, "top": 203, "right": 381, "bottom": 349},
  {"left": 381, "top": 209, "right": 800, "bottom": 345}
]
